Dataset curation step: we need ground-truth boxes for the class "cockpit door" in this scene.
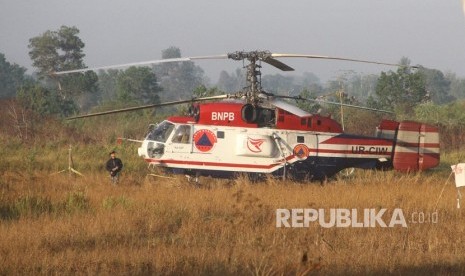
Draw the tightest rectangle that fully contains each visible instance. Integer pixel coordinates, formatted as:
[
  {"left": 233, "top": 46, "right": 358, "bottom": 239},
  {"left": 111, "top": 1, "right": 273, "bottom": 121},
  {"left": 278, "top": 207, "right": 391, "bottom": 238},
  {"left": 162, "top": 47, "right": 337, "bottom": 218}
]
[{"left": 168, "top": 124, "right": 193, "bottom": 153}]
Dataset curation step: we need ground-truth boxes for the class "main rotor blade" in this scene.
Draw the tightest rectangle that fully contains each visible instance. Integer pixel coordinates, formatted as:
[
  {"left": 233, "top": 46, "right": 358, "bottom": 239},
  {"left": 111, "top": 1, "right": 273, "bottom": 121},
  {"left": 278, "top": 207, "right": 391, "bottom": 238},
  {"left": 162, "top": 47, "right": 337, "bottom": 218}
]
[
  {"left": 262, "top": 57, "right": 294, "bottom": 71},
  {"left": 53, "top": 54, "right": 228, "bottom": 75},
  {"left": 66, "top": 94, "right": 230, "bottom": 120},
  {"left": 271, "top": 53, "right": 417, "bottom": 68},
  {"left": 53, "top": 51, "right": 413, "bottom": 75},
  {"left": 275, "top": 95, "right": 394, "bottom": 114}
]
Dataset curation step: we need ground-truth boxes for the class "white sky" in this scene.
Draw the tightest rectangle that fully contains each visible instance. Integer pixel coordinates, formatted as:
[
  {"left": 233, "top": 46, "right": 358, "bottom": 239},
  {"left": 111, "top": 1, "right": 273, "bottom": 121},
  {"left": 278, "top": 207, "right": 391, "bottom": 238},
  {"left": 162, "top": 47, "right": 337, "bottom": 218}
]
[{"left": 1, "top": 0, "right": 465, "bottom": 82}]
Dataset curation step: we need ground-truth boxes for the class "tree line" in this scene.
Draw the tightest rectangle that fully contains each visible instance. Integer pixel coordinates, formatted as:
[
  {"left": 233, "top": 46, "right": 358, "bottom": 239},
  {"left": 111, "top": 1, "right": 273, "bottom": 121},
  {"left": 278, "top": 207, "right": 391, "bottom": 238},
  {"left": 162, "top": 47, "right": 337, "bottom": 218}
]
[{"left": 1, "top": 25, "right": 465, "bottom": 121}]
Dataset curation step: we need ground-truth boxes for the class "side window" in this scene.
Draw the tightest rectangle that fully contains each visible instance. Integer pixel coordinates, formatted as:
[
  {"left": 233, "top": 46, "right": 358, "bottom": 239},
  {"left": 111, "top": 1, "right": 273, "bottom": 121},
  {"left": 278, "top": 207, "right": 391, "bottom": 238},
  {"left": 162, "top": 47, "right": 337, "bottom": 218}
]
[{"left": 172, "top": 125, "right": 191, "bottom": 144}]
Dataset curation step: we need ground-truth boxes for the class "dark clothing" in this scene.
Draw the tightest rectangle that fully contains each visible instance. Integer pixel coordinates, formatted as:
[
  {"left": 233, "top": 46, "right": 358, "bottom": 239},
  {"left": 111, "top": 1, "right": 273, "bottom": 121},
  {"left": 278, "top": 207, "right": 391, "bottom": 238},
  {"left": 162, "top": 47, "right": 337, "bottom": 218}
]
[{"left": 106, "top": 157, "right": 123, "bottom": 176}]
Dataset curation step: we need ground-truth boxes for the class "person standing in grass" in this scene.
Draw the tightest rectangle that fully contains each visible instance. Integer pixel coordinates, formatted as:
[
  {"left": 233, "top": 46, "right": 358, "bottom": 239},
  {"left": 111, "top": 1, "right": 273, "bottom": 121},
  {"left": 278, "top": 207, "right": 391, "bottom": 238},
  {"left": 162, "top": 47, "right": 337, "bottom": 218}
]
[{"left": 106, "top": 150, "right": 123, "bottom": 184}]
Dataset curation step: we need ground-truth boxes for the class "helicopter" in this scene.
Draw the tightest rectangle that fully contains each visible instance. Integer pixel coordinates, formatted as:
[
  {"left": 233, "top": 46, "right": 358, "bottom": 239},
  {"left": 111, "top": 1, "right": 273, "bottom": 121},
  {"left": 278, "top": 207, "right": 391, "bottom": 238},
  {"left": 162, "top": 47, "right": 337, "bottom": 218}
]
[{"left": 54, "top": 50, "right": 440, "bottom": 181}]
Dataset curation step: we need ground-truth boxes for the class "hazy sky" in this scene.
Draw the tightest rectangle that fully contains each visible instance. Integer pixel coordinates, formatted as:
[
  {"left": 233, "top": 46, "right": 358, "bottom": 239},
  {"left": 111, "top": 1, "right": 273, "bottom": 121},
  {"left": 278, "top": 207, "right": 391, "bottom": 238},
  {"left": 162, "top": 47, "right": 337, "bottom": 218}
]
[{"left": 1, "top": 0, "right": 465, "bottom": 82}]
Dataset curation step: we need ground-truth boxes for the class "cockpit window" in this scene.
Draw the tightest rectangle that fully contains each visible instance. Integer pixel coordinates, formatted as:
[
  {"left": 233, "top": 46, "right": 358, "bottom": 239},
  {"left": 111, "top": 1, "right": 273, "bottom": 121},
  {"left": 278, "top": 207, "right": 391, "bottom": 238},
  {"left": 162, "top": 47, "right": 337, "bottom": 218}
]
[
  {"left": 146, "top": 121, "right": 174, "bottom": 142},
  {"left": 172, "top": 125, "right": 191, "bottom": 144}
]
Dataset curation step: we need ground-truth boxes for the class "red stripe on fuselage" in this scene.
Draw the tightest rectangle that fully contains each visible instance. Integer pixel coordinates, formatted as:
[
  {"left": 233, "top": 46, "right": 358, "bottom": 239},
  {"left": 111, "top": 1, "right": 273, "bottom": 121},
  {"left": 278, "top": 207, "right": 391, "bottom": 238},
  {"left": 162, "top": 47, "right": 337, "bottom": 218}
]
[
  {"left": 145, "top": 155, "right": 295, "bottom": 169},
  {"left": 320, "top": 136, "right": 393, "bottom": 146},
  {"left": 311, "top": 148, "right": 391, "bottom": 156}
]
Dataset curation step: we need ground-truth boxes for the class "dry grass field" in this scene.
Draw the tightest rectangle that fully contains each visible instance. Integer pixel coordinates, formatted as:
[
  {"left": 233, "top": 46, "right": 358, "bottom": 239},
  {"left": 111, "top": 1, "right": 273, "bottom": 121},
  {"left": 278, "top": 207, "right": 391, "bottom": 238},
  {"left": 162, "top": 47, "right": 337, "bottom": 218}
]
[
  {"left": 1, "top": 158, "right": 465, "bottom": 275},
  {"left": 1, "top": 106, "right": 465, "bottom": 275}
]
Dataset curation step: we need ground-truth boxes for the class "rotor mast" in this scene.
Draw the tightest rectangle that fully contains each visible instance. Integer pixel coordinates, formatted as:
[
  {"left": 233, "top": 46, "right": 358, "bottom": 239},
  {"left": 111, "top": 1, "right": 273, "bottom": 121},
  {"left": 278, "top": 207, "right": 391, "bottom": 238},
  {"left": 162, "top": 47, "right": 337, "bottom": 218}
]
[
  {"left": 227, "top": 50, "right": 297, "bottom": 104},
  {"left": 228, "top": 51, "right": 270, "bottom": 104}
]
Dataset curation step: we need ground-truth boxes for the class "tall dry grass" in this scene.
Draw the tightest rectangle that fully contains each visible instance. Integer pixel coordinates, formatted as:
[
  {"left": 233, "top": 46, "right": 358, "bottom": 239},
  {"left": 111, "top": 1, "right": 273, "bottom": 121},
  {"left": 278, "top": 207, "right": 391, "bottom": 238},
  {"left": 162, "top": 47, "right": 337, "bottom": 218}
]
[
  {"left": 2, "top": 106, "right": 465, "bottom": 274},
  {"left": 1, "top": 167, "right": 465, "bottom": 275}
]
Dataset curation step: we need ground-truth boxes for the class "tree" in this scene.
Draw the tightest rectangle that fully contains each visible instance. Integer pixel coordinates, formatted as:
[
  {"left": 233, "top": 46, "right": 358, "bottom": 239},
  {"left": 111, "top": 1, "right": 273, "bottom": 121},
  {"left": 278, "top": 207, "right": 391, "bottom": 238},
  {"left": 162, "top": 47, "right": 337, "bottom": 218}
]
[
  {"left": 98, "top": 69, "right": 120, "bottom": 102},
  {"left": 418, "top": 67, "right": 454, "bottom": 104},
  {"left": 217, "top": 69, "right": 246, "bottom": 92},
  {"left": 28, "top": 26, "right": 98, "bottom": 109},
  {"left": 56, "top": 26, "right": 85, "bottom": 71},
  {"left": 28, "top": 30, "right": 60, "bottom": 76},
  {"left": 296, "top": 88, "right": 322, "bottom": 113},
  {"left": 17, "top": 84, "right": 77, "bottom": 117},
  {"left": 447, "top": 72, "right": 465, "bottom": 100},
  {"left": 28, "top": 26, "right": 85, "bottom": 76},
  {"left": 297, "top": 72, "right": 321, "bottom": 89},
  {"left": 0, "top": 53, "right": 28, "bottom": 99},
  {"left": 116, "top": 66, "right": 161, "bottom": 104},
  {"left": 154, "top": 46, "right": 206, "bottom": 101},
  {"left": 158, "top": 46, "right": 181, "bottom": 77},
  {"left": 192, "top": 85, "right": 221, "bottom": 98},
  {"left": 371, "top": 58, "right": 427, "bottom": 114},
  {"left": 328, "top": 71, "right": 378, "bottom": 102},
  {"left": 261, "top": 74, "right": 295, "bottom": 94}
]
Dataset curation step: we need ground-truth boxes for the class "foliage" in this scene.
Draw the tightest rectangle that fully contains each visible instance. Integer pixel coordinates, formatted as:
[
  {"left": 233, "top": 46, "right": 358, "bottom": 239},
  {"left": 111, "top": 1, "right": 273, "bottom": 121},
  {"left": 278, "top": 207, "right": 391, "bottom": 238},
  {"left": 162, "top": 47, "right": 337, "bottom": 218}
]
[
  {"left": 61, "top": 71, "right": 100, "bottom": 110},
  {"left": 0, "top": 53, "right": 28, "bottom": 99},
  {"left": 338, "top": 108, "right": 389, "bottom": 135},
  {"left": 413, "top": 101, "right": 465, "bottom": 150},
  {"left": 192, "top": 85, "right": 221, "bottom": 98},
  {"left": 445, "top": 72, "right": 465, "bottom": 100},
  {"left": 154, "top": 47, "right": 206, "bottom": 101},
  {"left": 327, "top": 71, "right": 378, "bottom": 102},
  {"left": 28, "top": 26, "right": 84, "bottom": 74},
  {"left": 97, "top": 69, "right": 120, "bottom": 102},
  {"left": 414, "top": 101, "right": 465, "bottom": 126},
  {"left": 0, "top": 195, "right": 53, "bottom": 220},
  {"left": 102, "top": 196, "right": 132, "bottom": 210},
  {"left": 28, "top": 26, "right": 99, "bottom": 110},
  {"left": 175, "top": 85, "right": 223, "bottom": 115},
  {"left": 262, "top": 72, "right": 325, "bottom": 98},
  {"left": 261, "top": 74, "right": 295, "bottom": 94},
  {"left": 116, "top": 66, "right": 161, "bottom": 104},
  {"left": 17, "top": 84, "right": 77, "bottom": 117},
  {"left": 418, "top": 67, "right": 454, "bottom": 104},
  {"left": 59, "top": 192, "right": 90, "bottom": 214},
  {"left": 0, "top": 192, "right": 90, "bottom": 221},
  {"left": 161, "top": 46, "right": 181, "bottom": 59},
  {"left": 295, "top": 88, "right": 321, "bottom": 113},
  {"left": 217, "top": 69, "right": 246, "bottom": 92},
  {"left": 98, "top": 67, "right": 163, "bottom": 105},
  {"left": 370, "top": 59, "right": 427, "bottom": 115}
]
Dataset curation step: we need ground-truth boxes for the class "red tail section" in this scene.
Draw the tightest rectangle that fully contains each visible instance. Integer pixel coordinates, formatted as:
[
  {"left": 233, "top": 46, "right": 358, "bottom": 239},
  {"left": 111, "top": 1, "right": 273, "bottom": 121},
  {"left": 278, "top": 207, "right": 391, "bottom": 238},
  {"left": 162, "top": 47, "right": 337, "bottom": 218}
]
[
  {"left": 376, "top": 120, "right": 440, "bottom": 171},
  {"left": 392, "top": 121, "right": 440, "bottom": 171}
]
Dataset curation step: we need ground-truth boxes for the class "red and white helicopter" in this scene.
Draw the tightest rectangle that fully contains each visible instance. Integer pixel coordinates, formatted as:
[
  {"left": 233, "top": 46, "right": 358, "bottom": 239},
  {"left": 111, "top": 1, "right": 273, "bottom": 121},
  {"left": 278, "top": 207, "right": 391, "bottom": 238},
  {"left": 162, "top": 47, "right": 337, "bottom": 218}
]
[{"left": 56, "top": 51, "right": 440, "bottom": 181}]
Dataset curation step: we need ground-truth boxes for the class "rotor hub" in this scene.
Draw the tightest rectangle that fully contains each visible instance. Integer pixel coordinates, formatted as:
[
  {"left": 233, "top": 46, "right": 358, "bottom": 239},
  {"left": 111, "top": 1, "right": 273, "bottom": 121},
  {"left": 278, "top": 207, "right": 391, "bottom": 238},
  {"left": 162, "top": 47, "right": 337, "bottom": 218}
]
[{"left": 227, "top": 51, "right": 273, "bottom": 104}]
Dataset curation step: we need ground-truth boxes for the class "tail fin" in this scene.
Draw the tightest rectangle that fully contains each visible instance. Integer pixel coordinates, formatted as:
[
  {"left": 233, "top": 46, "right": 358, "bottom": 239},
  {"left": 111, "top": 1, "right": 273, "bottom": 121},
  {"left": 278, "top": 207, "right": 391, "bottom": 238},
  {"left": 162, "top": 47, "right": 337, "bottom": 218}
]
[
  {"left": 392, "top": 121, "right": 440, "bottom": 171},
  {"left": 376, "top": 120, "right": 440, "bottom": 171}
]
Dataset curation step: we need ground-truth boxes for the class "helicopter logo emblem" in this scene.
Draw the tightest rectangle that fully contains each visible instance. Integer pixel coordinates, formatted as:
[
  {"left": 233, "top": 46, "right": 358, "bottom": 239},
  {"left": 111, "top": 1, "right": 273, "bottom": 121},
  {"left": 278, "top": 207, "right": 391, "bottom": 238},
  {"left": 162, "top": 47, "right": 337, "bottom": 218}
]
[
  {"left": 293, "top": 144, "right": 310, "bottom": 159},
  {"left": 247, "top": 138, "right": 265, "bottom": 153},
  {"left": 193, "top": 129, "right": 217, "bottom": 152}
]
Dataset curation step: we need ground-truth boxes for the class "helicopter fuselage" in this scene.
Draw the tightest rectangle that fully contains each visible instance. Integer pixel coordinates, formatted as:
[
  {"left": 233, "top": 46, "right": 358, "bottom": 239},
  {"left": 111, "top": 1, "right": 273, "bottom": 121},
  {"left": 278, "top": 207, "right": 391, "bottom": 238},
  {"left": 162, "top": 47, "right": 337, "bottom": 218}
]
[
  {"left": 56, "top": 50, "right": 440, "bottom": 181},
  {"left": 137, "top": 102, "right": 440, "bottom": 180}
]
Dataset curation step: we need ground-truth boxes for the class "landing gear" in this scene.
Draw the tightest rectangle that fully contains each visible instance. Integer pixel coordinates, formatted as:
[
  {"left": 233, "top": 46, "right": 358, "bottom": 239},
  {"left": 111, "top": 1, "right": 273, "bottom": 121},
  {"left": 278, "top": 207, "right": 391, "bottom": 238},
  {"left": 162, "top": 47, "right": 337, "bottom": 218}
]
[
  {"left": 185, "top": 171, "right": 202, "bottom": 187},
  {"left": 338, "top": 167, "right": 355, "bottom": 178}
]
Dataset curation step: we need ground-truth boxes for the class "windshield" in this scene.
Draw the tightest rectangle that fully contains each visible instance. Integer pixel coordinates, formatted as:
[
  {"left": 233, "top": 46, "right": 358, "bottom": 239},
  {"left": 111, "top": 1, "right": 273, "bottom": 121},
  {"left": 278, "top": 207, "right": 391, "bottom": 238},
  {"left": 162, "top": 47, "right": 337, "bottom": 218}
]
[{"left": 146, "top": 121, "right": 174, "bottom": 143}]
